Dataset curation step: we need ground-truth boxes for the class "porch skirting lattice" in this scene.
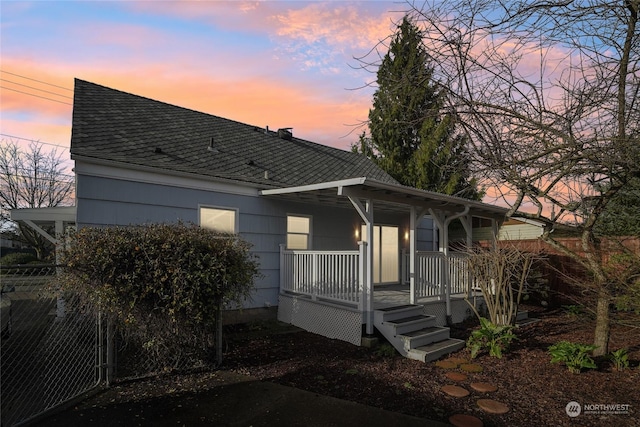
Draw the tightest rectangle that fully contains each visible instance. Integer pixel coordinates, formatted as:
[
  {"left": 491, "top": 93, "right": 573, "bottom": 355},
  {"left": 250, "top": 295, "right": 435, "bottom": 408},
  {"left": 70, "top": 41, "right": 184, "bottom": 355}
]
[{"left": 278, "top": 294, "right": 362, "bottom": 346}]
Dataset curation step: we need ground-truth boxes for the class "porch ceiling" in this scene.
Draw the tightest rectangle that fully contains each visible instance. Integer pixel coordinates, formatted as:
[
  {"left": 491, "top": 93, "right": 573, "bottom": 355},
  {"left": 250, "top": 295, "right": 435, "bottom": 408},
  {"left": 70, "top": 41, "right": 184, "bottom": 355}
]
[{"left": 260, "top": 177, "right": 508, "bottom": 219}]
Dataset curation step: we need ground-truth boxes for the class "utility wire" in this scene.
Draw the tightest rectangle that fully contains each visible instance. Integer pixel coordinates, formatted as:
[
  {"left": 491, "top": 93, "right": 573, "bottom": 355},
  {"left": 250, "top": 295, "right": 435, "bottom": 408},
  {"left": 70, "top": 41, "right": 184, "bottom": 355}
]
[
  {"left": 0, "top": 70, "right": 72, "bottom": 91},
  {"left": 0, "top": 134, "right": 70, "bottom": 150},
  {"left": 0, "top": 86, "right": 72, "bottom": 105},
  {"left": 0, "top": 78, "right": 72, "bottom": 99},
  {"left": 2, "top": 173, "right": 75, "bottom": 181}
]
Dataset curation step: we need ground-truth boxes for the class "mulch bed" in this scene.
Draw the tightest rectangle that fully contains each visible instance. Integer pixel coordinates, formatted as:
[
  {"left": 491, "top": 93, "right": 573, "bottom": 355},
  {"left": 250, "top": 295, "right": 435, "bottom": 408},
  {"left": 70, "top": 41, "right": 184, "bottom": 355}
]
[
  {"left": 53, "top": 306, "right": 640, "bottom": 427},
  {"left": 221, "top": 306, "right": 639, "bottom": 427}
]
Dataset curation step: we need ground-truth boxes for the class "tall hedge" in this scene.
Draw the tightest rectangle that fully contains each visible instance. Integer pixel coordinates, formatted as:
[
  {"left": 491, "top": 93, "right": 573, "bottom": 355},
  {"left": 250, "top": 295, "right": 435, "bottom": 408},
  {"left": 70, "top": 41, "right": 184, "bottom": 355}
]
[{"left": 58, "top": 222, "right": 260, "bottom": 368}]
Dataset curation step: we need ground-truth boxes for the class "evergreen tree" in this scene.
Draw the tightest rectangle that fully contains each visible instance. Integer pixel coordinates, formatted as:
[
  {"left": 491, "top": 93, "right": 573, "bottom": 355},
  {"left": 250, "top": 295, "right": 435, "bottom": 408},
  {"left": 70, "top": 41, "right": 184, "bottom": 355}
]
[
  {"left": 595, "top": 177, "right": 640, "bottom": 237},
  {"left": 356, "top": 16, "right": 480, "bottom": 200}
]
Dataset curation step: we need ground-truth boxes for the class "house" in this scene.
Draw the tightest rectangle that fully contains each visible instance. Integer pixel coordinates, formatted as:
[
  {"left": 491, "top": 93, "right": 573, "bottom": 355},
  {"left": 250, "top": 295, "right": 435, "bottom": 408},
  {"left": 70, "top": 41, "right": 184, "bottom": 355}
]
[
  {"left": 21, "top": 79, "right": 510, "bottom": 361},
  {"left": 450, "top": 217, "right": 546, "bottom": 242}
]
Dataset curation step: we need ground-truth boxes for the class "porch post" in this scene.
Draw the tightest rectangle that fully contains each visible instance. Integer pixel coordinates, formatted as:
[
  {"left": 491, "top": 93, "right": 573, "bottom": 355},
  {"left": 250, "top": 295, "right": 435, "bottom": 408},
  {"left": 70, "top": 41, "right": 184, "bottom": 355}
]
[
  {"left": 429, "top": 209, "right": 447, "bottom": 301},
  {"left": 358, "top": 240, "right": 367, "bottom": 312},
  {"left": 430, "top": 206, "right": 470, "bottom": 325},
  {"left": 279, "top": 244, "right": 286, "bottom": 294},
  {"left": 460, "top": 214, "right": 473, "bottom": 299},
  {"left": 347, "top": 196, "right": 374, "bottom": 335},
  {"left": 409, "top": 206, "right": 427, "bottom": 304},
  {"left": 410, "top": 206, "right": 417, "bottom": 304},
  {"left": 364, "top": 200, "right": 374, "bottom": 334}
]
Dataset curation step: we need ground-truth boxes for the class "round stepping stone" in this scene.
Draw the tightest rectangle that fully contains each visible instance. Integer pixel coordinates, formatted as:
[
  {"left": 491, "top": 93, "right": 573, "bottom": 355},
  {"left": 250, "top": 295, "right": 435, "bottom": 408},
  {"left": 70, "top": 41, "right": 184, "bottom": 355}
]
[
  {"left": 446, "top": 372, "right": 468, "bottom": 382},
  {"left": 477, "top": 399, "right": 509, "bottom": 414},
  {"left": 435, "top": 360, "right": 458, "bottom": 369},
  {"left": 447, "top": 357, "right": 469, "bottom": 365},
  {"left": 449, "top": 414, "right": 484, "bottom": 427},
  {"left": 460, "top": 363, "right": 483, "bottom": 373},
  {"left": 471, "top": 382, "right": 497, "bottom": 393},
  {"left": 441, "top": 385, "right": 470, "bottom": 398}
]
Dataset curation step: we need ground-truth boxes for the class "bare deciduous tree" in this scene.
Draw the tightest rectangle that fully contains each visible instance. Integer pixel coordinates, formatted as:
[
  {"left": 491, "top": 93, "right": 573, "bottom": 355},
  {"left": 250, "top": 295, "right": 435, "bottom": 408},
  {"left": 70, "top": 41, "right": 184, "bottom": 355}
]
[
  {"left": 0, "top": 139, "right": 74, "bottom": 259},
  {"left": 466, "top": 246, "right": 537, "bottom": 326},
  {"left": 396, "top": 0, "right": 639, "bottom": 355}
]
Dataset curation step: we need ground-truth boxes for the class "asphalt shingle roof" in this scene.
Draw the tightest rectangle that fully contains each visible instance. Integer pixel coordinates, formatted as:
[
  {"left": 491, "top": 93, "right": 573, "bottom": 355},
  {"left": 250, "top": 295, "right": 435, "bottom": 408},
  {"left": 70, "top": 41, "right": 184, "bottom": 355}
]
[{"left": 70, "top": 79, "right": 398, "bottom": 188}]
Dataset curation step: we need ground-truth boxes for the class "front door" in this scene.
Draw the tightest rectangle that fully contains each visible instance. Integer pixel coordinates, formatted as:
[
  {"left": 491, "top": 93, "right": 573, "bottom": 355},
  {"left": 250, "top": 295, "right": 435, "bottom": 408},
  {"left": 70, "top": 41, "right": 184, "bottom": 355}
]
[{"left": 362, "top": 225, "right": 399, "bottom": 285}]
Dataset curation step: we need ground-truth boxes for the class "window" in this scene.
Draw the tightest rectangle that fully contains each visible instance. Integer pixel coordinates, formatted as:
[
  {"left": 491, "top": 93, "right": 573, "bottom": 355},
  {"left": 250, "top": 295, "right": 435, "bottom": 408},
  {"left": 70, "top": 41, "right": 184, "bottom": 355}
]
[
  {"left": 287, "top": 215, "right": 311, "bottom": 249},
  {"left": 199, "top": 206, "right": 237, "bottom": 233}
]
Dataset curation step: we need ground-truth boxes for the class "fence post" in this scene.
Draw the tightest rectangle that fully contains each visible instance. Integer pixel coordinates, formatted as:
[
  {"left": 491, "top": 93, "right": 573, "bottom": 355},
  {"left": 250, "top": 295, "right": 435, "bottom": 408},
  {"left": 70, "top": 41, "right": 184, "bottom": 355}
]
[{"left": 106, "top": 319, "right": 114, "bottom": 385}]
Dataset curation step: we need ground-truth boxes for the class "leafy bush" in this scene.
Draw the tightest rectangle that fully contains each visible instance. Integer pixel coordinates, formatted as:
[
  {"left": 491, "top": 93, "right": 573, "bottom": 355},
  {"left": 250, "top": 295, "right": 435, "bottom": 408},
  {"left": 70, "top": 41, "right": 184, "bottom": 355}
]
[
  {"left": 374, "top": 343, "right": 397, "bottom": 358},
  {"left": 609, "top": 348, "right": 629, "bottom": 371},
  {"left": 0, "top": 252, "right": 38, "bottom": 266},
  {"left": 58, "top": 222, "right": 261, "bottom": 369},
  {"left": 548, "top": 341, "right": 598, "bottom": 374},
  {"left": 562, "top": 305, "right": 583, "bottom": 317},
  {"left": 466, "top": 317, "right": 517, "bottom": 359}
]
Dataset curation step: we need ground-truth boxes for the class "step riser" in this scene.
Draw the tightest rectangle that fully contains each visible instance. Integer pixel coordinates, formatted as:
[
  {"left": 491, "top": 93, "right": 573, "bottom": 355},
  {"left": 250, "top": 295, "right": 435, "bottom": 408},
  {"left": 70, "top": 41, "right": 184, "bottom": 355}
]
[
  {"left": 378, "top": 307, "right": 425, "bottom": 322},
  {"left": 393, "top": 319, "right": 435, "bottom": 335},
  {"left": 408, "top": 340, "right": 465, "bottom": 363},
  {"left": 400, "top": 329, "right": 450, "bottom": 350}
]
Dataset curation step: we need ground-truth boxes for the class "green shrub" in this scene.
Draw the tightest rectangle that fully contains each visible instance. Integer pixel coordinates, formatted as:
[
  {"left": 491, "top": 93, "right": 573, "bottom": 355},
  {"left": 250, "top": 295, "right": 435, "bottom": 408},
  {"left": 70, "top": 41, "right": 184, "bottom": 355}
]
[
  {"left": 548, "top": 341, "right": 598, "bottom": 374},
  {"left": 374, "top": 343, "right": 397, "bottom": 358},
  {"left": 58, "top": 222, "right": 261, "bottom": 368},
  {"left": 0, "top": 252, "right": 38, "bottom": 266},
  {"left": 609, "top": 348, "right": 629, "bottom": 371},
  {"left": 466, "top": 317, "right": 517, "bottom": 359},
  {"left": 562, "top": 305, "right": 582, "bottom": 317}
]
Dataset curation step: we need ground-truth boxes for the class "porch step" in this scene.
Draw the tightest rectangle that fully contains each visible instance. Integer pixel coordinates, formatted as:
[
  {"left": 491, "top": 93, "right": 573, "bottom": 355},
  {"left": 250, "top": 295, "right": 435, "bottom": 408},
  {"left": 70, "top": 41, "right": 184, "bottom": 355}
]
[
  {"left": 398, "top": 326, "right": 451, "bottom": 350},
  {"left": 375, "top": 304, "right": 425, "bottom": 322},
  {"left": 408, "top": 338, "right": 466, "bottom": 363},
  {"left": 384, "top": 315, "right": 437, "bottom": 335},
  {"left": 373, "top": 305, "right": 462, "bottom": 362}
]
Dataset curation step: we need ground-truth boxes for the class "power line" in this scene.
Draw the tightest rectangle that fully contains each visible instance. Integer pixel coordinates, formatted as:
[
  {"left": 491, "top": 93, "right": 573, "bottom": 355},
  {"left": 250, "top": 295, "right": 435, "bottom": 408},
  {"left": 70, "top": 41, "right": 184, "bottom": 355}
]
[
  {"left": 0, "top": 86, "right": 72, "bottom": 105},
  {"left": 0, "top": 134, "right": 70, "bottom": 150},
  {"left": 2, "top": 173, "right": 75, "bottom": 181},
  {"left": 0, "top": 70, "right": 72, "bottom": 92},
  {"left": 0, "top": 78, "right": 72, "bottom": 100}
]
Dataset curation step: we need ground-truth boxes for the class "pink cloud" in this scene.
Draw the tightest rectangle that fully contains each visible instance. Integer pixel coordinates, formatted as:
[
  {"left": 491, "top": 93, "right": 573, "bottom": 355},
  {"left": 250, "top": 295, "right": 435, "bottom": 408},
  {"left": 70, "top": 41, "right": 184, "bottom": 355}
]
[
  {"left": 1, "top": 56, "right": 370, "bottom": 152},
  {"left": 273, "top": 3, "right": 398, "bottom": 50}
]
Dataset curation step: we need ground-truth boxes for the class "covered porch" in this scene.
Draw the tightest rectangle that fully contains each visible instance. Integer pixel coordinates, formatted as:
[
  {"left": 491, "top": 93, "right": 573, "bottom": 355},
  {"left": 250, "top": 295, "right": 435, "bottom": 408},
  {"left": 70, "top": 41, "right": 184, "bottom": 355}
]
[{"left": 262, "top": 177, "right": 507, "bottom": 350}]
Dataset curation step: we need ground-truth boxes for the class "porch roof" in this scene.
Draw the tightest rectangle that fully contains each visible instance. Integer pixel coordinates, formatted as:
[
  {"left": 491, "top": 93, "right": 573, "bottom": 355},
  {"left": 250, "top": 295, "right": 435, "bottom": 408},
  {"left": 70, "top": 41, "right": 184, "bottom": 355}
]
[
  {"left": 10, "top": 206, "right": 77, "bottom": 225},
  {"left": 260, "top": 177, "right": 508, "bottom": 219}
]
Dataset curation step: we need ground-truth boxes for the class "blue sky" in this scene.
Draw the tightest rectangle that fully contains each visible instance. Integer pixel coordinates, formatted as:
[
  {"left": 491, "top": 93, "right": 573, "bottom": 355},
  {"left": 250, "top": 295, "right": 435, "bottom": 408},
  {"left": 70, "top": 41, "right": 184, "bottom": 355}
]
[{"left": 1, "top": 0, "right": 407, "bottom": 166}]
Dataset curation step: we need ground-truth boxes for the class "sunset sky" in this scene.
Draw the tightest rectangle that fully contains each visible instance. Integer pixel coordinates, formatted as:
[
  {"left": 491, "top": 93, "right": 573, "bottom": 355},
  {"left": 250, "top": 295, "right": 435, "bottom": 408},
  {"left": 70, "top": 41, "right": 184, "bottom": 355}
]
[{"left": 1, "top": 1, "right": 409, "bottom": 173}]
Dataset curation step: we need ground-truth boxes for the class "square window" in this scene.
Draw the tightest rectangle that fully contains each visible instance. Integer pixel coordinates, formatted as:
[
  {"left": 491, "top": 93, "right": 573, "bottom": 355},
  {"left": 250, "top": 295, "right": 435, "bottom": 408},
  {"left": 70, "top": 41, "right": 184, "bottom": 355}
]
[
  {"left": 200, "top": 206, "right": 237, "bottom": 233},
  {"left": 287, "top": 215, "right": 310, "bottom": 249}
]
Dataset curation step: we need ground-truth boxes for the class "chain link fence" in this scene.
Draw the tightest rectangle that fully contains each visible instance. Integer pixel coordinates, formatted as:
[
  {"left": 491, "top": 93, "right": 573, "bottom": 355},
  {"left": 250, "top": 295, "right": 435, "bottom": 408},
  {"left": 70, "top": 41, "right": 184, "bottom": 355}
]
[{"left": 1, "top": 265, "right": 105, "bottom": 427}]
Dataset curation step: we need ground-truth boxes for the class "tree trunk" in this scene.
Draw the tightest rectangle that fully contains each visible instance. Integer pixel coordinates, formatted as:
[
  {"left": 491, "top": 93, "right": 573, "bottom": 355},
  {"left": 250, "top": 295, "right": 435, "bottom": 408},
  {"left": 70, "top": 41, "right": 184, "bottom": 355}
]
[{"left": 592, "top": 288, "right": 611, "bottom": 357}]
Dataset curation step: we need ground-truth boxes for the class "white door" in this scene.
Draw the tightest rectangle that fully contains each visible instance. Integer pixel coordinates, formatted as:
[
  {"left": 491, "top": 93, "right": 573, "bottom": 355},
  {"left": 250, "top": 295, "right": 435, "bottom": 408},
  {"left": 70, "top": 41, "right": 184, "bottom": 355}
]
[{"left": 362, "top": 225, "right": 399, "bottom": 285}]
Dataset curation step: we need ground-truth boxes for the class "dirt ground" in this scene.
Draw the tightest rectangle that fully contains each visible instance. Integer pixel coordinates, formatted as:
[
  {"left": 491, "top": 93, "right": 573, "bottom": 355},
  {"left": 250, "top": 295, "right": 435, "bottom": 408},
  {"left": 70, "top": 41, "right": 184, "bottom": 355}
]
[{"left": 41, "top": 306, "right": 640, "bottom": 427}]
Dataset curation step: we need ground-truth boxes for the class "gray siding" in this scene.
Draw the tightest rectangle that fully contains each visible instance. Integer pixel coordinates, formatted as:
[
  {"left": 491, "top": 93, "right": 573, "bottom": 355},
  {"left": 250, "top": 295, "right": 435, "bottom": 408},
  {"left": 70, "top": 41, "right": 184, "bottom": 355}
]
[{"left": 76, "top": 173, "right": 435, "bottom": 309}]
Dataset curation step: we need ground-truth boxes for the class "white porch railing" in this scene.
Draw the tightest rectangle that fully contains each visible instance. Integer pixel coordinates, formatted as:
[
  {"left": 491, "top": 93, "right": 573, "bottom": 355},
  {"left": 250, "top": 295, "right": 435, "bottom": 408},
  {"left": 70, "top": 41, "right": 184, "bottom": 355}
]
[
  {"left": 280, "top": 246, "right": 470, "bottom": 311},
  {"left": 280, "top": 245, "right": 363, "bottom": 309},
  {"left": 402, "top": 251, "right": 471, "bottom": 299}
]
